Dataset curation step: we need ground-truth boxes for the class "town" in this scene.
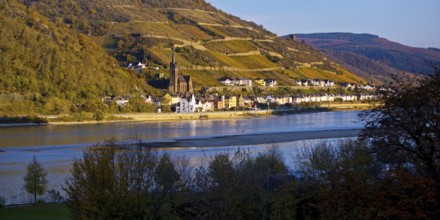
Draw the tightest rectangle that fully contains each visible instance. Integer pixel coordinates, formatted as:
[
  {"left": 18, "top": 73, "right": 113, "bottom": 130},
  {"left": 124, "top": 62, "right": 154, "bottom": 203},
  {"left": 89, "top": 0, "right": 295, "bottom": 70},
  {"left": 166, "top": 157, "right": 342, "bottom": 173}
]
[
  {"left": 110, "top": 49, "right": 377, "bottom": 113},
  {"left": 115, "top": 48, "right": 377, "bottom": 113}
]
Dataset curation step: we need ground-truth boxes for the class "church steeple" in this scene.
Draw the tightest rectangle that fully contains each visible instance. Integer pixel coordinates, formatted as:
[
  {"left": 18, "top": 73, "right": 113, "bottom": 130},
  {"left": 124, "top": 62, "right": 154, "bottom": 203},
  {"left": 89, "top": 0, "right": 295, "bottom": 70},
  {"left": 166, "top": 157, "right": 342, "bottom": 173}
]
[
  {"left": 169, "top": 47, "right": 179, "bottom": 93},
  {"left": 168, "top": 46, "right": 192, "bottom": 94},
  {"left": 171, "top": 47, "right": 176, "bottom": 64}
]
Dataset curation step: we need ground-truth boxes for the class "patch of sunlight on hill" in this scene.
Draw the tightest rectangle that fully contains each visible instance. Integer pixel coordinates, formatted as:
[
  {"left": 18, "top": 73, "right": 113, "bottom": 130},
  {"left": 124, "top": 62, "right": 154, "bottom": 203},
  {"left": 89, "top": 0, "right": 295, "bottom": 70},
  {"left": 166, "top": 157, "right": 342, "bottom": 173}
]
[
  {"left": 334, "top": 66, "right": 367, "bottom": 84},
  {"left": 199, "top": 25, "right": 228, "bottom": 38},
  {"left": 294, "top": 68, "right": 366, "bottom": 84},
  {"left": 109, "top": 22, "right": 187, "bottom": 40},
  {"left": 178, "top": 25, "right": 213, "bottom": 41},
  {"left": 148, "top": 49, "right": 192, "bottom": 67},
  {"left": 205, "top": 40, "right": 258, "bottom": 54},
  {"left": 171, "top": 8, "right": 237, "bottom": 25},
  {"left": 210, "top": 26, "right": 266, "bottom": 39},
  {"left": 230, "top": 55, "right": 279, "bottom": 69},
  {"left": 185, "top": 70, "right": 222, "bottom": 89},
  {"left": 205, "top": 51, "right": 247, "bottom": 68},
  {"left": 112, "top": 7, "right": 166, "bottom": 22},
  {"left": 283, "top": 69, "right": 305, "bottom": 79}
]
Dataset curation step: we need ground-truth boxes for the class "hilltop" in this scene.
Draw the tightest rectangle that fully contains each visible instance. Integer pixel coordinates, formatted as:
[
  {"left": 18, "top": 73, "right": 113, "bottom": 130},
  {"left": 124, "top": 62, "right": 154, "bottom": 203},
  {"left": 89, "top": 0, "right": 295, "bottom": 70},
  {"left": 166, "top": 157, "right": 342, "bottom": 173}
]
[
  {"left": 18, "top": 0, "right": 367, "bottom": 91},
  {"left": 294, "top": 33, "right": 440, "bottom": 84}
]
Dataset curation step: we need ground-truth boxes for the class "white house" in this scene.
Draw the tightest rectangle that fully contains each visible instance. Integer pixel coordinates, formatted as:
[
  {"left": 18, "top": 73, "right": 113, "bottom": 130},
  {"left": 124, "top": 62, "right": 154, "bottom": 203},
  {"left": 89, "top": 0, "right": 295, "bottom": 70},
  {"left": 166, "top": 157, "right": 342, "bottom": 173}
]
[
  {"left": 256, "top": 97, "right": 267, "bottom": 104},
  {"left": 202, "top": 101, "right": 214, "bottom": 112},
  {"left": 308, "top": 79, "right": 321, "bottom": 87},
  {"left": 179, "top": 95, "right": 197, "bottom": 113},
  {"left": 340, "top": 82, "right": 356, "bottom": 90},
  {"left": 300, "top": 80, "right": 309, "bottom": 86},
  {"left": 275, "top": 96, "right": 292, "bottom": 105},
  {"left": 145, "top": 95, "right": 153, "bottom": 103},
  {"left": 116, "top": 98, "right": 129, "bottom": 107},
  {"left": 265, "top": 95, "right": 275, "bottom": 103},
  {"left": 240, "top": 78, "right": 253, "bottom": 86},
  {"left": 219, "top": 77, "right": 235, "bottom": 86},
  {"left": 264, "top": 79, "right": 277, "bottom": 87},
  {"left": 359, "top": 94, "right": 376, "bottom": 101},
  {"left": 324, "top": 80, "right": 335, "bottom": 87},
  {"left": 127, "top": 62, "right": 147, "bottom": 73},
  {"left": 360, "top": 85, "right": 375, "bottom": 91}
]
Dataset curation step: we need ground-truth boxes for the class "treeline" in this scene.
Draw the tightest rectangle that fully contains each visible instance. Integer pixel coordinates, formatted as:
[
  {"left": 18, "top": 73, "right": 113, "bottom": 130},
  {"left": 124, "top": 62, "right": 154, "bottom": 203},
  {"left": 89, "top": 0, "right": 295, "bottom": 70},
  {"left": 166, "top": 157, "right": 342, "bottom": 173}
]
[
  {"left": 63, "top": 139, "right": 439, "bottom": 219},
  {"left": 0, "top": 0, "right": 160, "bottom": 115}
]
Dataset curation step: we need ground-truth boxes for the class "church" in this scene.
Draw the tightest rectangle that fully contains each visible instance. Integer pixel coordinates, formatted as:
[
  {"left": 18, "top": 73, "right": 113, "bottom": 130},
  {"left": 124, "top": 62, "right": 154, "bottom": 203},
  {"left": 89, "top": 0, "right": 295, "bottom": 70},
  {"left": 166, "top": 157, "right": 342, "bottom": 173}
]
[{"left": 168, "top": 48, "right": 193, "bottom": 94}]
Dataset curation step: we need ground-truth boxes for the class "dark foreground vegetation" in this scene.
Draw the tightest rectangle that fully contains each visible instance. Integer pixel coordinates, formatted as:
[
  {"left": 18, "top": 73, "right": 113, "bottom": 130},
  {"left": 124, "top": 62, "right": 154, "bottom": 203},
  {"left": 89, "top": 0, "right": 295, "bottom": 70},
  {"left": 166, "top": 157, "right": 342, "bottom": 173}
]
[
  {"left": 0, "top": 116, "right": 47, "bottom": 124},
  {"left": 0, "top": 203, "right": 68, "bottom": 220}
]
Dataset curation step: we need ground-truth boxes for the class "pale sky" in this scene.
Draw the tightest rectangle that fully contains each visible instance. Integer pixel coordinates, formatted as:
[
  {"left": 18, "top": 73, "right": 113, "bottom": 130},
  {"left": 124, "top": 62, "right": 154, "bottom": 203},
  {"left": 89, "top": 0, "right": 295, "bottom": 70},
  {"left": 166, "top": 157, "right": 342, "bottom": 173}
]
[{"left": 206, "top": 0, "right": 440, "bottom": 48}]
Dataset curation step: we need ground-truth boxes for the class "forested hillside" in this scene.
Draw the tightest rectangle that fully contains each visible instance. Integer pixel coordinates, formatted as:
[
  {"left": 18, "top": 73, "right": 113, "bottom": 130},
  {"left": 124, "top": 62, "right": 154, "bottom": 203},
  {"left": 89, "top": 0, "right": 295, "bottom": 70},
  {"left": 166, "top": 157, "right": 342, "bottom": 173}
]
[
  {"left": 0, "top": 0, "right": 160, "bottom": 115},
  {"left": 295, "top": 33, "right": 440, "bottom": 84},
  {"left": 18, "top": 0, "right": 366, "bottom": 91}
]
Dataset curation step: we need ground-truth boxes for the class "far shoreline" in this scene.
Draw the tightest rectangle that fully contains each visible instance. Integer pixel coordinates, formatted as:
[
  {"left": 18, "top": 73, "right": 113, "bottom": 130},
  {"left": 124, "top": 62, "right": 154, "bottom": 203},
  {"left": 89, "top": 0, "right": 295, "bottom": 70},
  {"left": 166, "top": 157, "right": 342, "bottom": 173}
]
[{"left": 0, "top": 103, "right": 370, "bottom": 127}]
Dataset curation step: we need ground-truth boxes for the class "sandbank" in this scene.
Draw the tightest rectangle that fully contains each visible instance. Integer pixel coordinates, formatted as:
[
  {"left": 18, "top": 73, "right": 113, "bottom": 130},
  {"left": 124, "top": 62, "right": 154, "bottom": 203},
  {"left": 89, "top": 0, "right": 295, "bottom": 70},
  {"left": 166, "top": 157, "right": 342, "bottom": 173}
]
[{"left": 141, "top": 129, "right": 362, "bottom": 148}]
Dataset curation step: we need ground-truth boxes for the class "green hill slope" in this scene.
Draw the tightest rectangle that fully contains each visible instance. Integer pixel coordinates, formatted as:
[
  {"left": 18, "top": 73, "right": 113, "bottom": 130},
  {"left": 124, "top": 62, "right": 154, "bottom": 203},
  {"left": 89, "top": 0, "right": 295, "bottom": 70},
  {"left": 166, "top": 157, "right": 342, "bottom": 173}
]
[
  {"left": 20, "top": 0, "right": 367, "bottom": 90},
  {"left": 0, "top": 0, "right": 160, "bottom": 115}
]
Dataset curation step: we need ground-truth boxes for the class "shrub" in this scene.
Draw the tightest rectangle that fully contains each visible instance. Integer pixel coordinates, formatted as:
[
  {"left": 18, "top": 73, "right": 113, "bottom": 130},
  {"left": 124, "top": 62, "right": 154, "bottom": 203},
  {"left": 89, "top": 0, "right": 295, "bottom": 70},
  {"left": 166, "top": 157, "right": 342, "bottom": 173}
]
[
  {"left": 0, "top": 195, "right": 5, "bottom": 208},
  {"left": 94, "top": 109, "right": 105, "bottom": 121}
]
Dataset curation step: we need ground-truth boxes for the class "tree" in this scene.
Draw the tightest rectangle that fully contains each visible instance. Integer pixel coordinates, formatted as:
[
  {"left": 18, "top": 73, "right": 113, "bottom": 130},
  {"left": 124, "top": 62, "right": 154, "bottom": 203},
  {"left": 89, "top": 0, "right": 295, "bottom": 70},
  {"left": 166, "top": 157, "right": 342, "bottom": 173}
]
[
  {"left": 208, "top": 153, "right": 234, "bottom": 189},
  {"left": 63, "top": 141, "right": 158, "bottom": 219},
  {"left": 360, "top": 70, "right": 440, "bottom": 180},
  {"left": 358, "top": 70, "right": 440, "bottom": 219},
  {"left": 152, "top": 153, "right": 183, "bottom": 218},
  {"left": 24, "top": 156, "right": 47, "bottom": 204},
  {"left": 154, "top": 153, "right": 181, "bottom": 193}
]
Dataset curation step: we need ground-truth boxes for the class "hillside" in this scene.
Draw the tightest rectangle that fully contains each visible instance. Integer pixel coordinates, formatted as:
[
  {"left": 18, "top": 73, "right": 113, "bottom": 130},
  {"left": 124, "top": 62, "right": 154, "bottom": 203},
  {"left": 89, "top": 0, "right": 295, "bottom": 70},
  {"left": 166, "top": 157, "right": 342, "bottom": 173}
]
[
  {"left": 294, "top": 33, "right": 440, "bottom": 84},
  {"left": 0, "top": 0, "right": 160, "bottom": 115},
  {"left": 18, "top": 0, "right": 367, "bottom": 91}
]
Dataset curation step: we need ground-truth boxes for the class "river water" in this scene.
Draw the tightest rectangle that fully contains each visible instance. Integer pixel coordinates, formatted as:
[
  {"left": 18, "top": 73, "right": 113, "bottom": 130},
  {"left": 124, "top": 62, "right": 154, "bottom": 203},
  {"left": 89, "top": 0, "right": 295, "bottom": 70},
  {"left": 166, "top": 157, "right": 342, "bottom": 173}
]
[{"left": 0, "top": 111, "right": 363, "bottom": 204}]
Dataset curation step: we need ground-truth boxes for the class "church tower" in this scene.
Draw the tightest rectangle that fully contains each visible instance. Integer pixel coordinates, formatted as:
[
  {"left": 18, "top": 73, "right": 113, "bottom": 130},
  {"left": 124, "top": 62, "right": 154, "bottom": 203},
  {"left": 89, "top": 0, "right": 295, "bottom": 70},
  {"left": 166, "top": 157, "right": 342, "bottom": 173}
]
[
  {"left": 168, "top": 47, "right": 192, "bottom": 94},
  {"left": 169, "top": 47, "right": 179, "bottom": 93}
]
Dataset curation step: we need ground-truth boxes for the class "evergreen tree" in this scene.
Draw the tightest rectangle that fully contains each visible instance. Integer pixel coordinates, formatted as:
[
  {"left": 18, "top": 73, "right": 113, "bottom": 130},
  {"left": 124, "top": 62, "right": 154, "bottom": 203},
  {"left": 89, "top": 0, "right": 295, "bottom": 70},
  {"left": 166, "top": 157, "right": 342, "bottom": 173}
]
[{"left": 24, "top": 156, "right": 48, "bottom": 204}]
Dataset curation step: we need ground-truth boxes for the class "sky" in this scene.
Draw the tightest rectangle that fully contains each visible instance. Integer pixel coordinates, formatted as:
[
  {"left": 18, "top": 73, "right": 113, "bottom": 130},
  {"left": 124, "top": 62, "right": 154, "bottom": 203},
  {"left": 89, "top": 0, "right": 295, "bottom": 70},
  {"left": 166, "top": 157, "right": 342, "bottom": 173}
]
[{"left": 205, "top": 0, "right": 440, "bottom": 48}]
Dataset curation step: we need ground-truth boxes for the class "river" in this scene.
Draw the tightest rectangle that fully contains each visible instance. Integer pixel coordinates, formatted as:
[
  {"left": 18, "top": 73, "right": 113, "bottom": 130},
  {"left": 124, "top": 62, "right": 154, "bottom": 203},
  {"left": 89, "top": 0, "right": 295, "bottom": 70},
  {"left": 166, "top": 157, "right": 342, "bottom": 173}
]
[{"left": 0, "top": 111, "right": 363, "bottom": 204}]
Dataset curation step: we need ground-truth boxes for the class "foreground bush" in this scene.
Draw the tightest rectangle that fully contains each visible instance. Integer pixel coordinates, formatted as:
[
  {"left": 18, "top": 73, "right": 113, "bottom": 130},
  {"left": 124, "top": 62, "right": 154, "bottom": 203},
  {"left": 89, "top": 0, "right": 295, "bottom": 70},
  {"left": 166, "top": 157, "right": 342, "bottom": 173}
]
[
  {"left": 63, "top": 138, "right": 440, "bottom": 219},
  {"left": 63, "top": 142, "right": 292, "bottom": 219}
]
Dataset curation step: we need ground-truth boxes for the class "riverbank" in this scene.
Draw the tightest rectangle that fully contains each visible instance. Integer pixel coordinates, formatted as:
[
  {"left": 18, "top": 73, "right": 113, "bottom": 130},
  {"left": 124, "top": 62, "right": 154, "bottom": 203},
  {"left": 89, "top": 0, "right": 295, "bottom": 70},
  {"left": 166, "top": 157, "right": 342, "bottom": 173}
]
[
  {"left": 0, "top": 103, "right": 371, "bottom": 127},
  {"left": 114, "top": 110, "right": 273, "bottom": 121},
  {"left": 47, "top": 108, "right": 336, "bottom": 125},
  {"left": 320, "top": 102, "right": 374, "bottom": 110}
]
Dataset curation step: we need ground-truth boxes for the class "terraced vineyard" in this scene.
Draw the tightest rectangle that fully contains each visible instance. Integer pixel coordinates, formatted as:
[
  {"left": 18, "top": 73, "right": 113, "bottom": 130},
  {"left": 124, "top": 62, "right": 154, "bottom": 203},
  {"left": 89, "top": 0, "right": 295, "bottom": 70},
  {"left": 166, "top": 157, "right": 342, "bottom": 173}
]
[
  {"left": 205, "top": 40, "right": 258, "bottom": 54},
  {"left": 229, "top": 55, "right": 279, "bottom": 69},
  {"left": 177, "top": 25, "right": 214, "bottom": 41},
  {"left": 24, "top": 0, "right": 368, "bottom": 91}
]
